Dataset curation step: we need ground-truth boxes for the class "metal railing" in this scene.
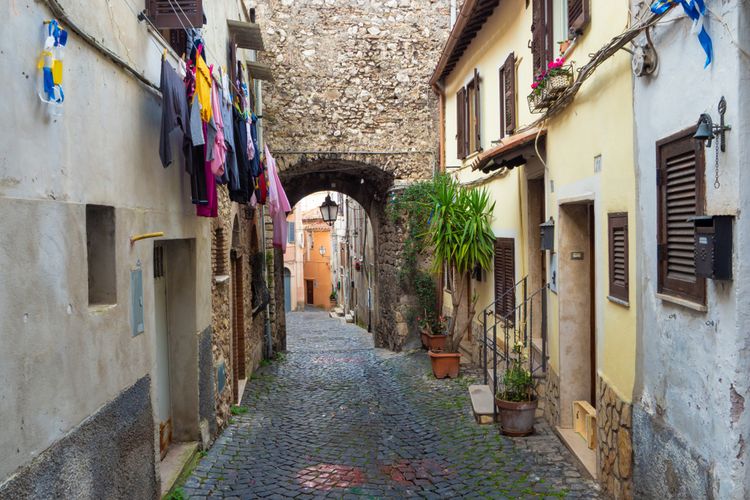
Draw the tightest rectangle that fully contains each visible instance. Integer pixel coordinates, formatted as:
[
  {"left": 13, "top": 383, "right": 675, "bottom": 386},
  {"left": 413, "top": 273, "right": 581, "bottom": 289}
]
[{"left": 480, "top": 277, "right": 549, "bottom": 418}]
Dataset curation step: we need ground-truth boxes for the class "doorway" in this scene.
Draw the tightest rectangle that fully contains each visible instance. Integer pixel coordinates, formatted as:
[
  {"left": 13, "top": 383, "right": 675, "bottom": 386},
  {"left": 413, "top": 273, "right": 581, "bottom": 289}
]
[
  {"left": 526, "top": 177, "right": 546, "bottom": 343},
  {"left": 154, "top": 244, "right": 171, "bottom": 459},
  {"left": 284, "top": 268, "right": 292, "bottom": 312},
  {"left": 557, "top": 201, "right": 597, "bottom": 428},
  {"left": 305, "top": 279, "right": 314, "bottom": 305}
]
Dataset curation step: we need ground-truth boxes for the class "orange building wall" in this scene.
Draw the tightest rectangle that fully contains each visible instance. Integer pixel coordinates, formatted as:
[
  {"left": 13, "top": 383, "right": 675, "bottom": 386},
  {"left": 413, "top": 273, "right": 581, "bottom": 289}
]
[{"left": 303, "top": 229, "right": 333, "bottom": 309}]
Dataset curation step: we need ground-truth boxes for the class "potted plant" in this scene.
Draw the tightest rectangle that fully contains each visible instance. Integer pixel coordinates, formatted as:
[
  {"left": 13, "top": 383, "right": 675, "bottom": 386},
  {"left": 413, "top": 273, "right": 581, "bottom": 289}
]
[
  {"left": 495, "top": 341, "right": 537, "bottom": 436},
  {"left": 329, "top": 290, "right": 337, "bottom": 306},
  {"left": 425, "top": 175, "right": 496, "bottom": 379},
  {"left": 527, "top": 57, "right": 573, "bottom": 113},
  {"left": 424, "top": 314, "right": 448, "bottom": 351},
  {"left": 417, "top": 314, "right": 431, "bottom": 349}
]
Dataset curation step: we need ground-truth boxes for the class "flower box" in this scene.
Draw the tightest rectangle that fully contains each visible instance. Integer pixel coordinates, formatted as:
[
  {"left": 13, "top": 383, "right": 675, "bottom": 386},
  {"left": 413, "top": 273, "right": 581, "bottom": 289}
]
[{"left": 527, "top": 63, "right": 574, "bottom": 114}]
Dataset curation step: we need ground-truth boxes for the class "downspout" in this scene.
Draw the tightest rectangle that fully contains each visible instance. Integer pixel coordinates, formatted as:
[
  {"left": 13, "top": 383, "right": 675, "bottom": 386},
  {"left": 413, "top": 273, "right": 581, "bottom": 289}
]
[{"left": 432, "top": 80, "right": 446, "bottom": 315}]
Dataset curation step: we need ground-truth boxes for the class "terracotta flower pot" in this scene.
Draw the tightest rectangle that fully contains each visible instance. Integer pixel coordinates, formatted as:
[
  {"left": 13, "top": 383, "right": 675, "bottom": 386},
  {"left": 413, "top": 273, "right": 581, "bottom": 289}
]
[
  {"left": 426, "top": 333, "right": 447, "bottom": 351},
  {"left": 428, "top": 351, "right": 460, "bottom": 379},
  {"left": 495, "top": 397, "right": 538, "bottom": 436},
  {"left": 420, "top": 331, "right": 430, "bottom": 349}
]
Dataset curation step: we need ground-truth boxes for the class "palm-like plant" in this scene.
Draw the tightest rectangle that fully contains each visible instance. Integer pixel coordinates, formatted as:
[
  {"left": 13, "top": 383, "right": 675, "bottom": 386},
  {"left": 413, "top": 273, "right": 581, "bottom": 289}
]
[{"left": 427, "top": 175, "right": 495, "bottom": 352}]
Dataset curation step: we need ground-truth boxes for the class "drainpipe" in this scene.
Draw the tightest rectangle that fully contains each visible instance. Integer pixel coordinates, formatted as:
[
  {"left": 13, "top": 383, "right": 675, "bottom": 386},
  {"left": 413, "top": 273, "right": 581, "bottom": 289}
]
[
  {"left": 260, "top": 204, "right": 273, "bottom": 360},
  {"left": 432, "top": 80, "right": 446, "bottom": 174}
]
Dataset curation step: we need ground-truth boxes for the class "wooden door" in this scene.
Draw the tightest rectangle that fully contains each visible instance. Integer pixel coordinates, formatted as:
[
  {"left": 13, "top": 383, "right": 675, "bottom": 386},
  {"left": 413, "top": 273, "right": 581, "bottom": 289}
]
[
  {"left": 305, "top": 280, "right": 314, "bottom": 304},
  {"left": 154, "top": 244, "right": 172, "bottom": 459}
]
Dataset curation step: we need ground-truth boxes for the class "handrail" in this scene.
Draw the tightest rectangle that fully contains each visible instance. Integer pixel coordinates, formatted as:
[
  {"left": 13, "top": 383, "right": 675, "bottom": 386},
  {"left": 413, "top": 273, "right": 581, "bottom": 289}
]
[{"left": 482, "top": 277, "right": 526, "bottom": 316}]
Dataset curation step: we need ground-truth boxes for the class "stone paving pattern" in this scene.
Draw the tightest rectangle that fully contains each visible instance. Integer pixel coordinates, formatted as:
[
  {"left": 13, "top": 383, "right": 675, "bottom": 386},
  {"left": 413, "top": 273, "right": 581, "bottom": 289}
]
[{"left": 183, "top": 310, "right": 600, "bottom": 498}]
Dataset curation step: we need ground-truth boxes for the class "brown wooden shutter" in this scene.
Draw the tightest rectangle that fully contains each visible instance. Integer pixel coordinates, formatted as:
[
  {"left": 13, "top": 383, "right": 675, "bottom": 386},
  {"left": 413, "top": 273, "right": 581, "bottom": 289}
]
[
  {"left": 568, "top": 0, "right": 591, "bottom": 35},
  {"left": 456, "top": 88, "right": 466, "bottom": 159},
  {"left": 474, "top": 68, "right": 481, "bottom": 152},
  {"left": 502, "top": 53, "right": 516, "bottom": 136},
  {"left": 656, "top": 128, "right": 706, "bottom": 305},
  {"left": 608, "top": 213, "right": 629, "bottom": 302},
  {"left": 147, "top": 0, "right": 203, "bottom": 30},
  {"left": 494, "top": 238, "right": 515, "bottom": 321},
  {"left": 531, "top": 0, "right": 552, "bottom": 78}
]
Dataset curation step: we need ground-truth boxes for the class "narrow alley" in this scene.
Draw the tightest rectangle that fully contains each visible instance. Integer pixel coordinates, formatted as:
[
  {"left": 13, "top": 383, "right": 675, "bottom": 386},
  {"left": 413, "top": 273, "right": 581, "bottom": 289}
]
[{"left": 182, "top": 310, "right": 598, "bottom": 498}]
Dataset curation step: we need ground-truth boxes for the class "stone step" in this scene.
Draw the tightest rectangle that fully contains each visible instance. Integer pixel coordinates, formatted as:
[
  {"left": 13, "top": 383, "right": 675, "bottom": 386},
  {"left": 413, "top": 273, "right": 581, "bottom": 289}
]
[{"left": 469, "top": 384, "right": 495, "bottom": 425}]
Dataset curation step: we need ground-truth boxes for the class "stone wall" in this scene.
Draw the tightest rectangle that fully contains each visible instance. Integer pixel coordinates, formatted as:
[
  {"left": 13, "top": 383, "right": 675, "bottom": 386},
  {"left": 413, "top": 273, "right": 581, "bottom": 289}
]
[
  {"left": 544, "top": 369, "right": 560, "bottom": 427},
  {"left": 253, "top": 0, "right": 451, "bottom": 350},
  {"left": 597, "top": 376, "right": 633, "bottom": 500},
  {"left": 211, "top": 191, "right": 266, "bottom": 430}
]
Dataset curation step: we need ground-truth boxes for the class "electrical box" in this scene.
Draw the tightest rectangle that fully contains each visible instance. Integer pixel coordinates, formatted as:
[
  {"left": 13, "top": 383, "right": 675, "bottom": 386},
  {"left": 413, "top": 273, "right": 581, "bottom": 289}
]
[
  {"left": 540, "top": 218, "right": 555, "bottom": 252},
  {"left": 692, "top": 215, "right": 733, "bottom": 280}
]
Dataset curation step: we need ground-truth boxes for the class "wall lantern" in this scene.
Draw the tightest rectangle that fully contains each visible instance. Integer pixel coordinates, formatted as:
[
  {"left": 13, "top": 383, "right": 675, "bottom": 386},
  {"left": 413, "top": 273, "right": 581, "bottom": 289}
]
[
  {"left": 319, "top": 245, "right": 326, "bottom": 256},
  {"left": 540, "top": 217, "right": 555, "bottom": 251},
  {"left": 694, "top": 96, "right": 731, "bottom": 152},
  {"left": 319, "top": 194, "right": 338, "bottom": 226}
]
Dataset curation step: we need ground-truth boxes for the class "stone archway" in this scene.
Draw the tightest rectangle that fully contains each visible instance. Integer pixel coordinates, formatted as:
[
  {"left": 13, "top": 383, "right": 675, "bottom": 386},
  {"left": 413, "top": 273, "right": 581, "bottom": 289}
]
[{"left": 275, "top": 152, "right": 430, "bottom": 350}]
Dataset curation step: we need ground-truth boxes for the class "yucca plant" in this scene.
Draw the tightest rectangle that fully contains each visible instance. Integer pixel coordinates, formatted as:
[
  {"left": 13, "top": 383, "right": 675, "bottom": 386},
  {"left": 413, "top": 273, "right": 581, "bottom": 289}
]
[{"left": 427, "top": 175, "right": 495, "bottom": 353}]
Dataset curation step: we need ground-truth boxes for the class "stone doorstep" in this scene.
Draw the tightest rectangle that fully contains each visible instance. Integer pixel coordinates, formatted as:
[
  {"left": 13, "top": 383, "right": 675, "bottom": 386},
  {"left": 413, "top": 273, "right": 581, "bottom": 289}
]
[
  {"left": 469, "top": 385, "right": 495, "bottom": 425},
  {"left": 159, "top": 441, "right": 199, "bottom": 498},
  {"left": 554, "top": 426, "right": 597, "bottom": 480},
  {"left": 236, "top": 378, "right": 248, "bottom": 405}
]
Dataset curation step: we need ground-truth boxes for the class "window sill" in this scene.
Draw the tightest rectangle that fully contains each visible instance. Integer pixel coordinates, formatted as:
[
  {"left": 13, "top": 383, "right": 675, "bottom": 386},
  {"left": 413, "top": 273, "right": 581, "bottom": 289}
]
[
  {"left": 606, "top": 295, "right": 630, "bottom": 308},
  {"left": 656, "top": 293, "right": 707, "bottom": 313}
]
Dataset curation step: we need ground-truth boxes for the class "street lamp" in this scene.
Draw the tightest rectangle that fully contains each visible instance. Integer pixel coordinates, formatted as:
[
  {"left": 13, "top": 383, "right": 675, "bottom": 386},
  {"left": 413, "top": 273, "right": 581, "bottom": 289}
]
[{"left": 319, "top": 194, "right": 338, "bottom": 226}]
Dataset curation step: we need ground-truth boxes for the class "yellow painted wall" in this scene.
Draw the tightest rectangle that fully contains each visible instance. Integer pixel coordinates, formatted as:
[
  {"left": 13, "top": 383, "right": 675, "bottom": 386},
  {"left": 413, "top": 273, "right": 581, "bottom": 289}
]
[
  {"left": 542, "top": 3, "right": 636, "bottom": 403},
  {"left": 440, "top": 0, "right": 636, "bottom": 402}
]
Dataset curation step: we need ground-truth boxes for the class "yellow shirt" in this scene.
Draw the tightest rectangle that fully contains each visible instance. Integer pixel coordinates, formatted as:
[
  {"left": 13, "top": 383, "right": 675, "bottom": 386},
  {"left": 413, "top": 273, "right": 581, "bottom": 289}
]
[{"left": 195, "top": 54, "right": 212, "bottom": 123}]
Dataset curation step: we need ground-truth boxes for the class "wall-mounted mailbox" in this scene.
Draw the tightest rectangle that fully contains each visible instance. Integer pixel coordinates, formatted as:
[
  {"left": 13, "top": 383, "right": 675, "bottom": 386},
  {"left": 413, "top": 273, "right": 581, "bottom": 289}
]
[
  {"left": 691, "top": 215, "right": 733, "bottom": 280},
  {"left": 540, "top": 217, "right": 555, "bottom": 252}
]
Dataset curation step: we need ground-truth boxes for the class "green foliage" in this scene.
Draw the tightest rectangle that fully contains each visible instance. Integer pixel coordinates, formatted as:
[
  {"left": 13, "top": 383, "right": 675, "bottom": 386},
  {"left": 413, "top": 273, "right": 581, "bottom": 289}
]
[
  {"left": 329, "top": 290, "right": 338, "bottom": 301},
  {"left": 425, "top": 174, "right": 495, "bottom": 351},
  {"left": 230, "top": 405, "right": 249, "bottom": 415},
  {"left": 164, "top": 487, "right": 185, "bottom": 500},
  {"left": 273, "top": 351, "right": 287, "bottom": 362},
  {"left": 427, "top": 175, "right": 495, "bottom": 276},
  {"left": 499, "top": 342, "right": 535, "bottom": 402}
]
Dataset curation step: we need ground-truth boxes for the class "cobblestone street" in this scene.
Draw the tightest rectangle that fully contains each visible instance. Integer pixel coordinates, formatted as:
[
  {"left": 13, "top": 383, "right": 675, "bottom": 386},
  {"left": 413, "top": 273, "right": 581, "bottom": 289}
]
[{"left": 183, "top": 310, "right": 600, "bottom": 498}]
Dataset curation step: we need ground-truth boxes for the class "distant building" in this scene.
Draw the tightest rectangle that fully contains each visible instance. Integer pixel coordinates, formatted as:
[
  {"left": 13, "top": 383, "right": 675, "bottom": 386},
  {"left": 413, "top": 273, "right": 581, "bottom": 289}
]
[
  {"left": 302, "top": 209, "right": 334, "bottom": 309},
  {"left": 283, "top": 210, "right": 305, "bottom": 311}
]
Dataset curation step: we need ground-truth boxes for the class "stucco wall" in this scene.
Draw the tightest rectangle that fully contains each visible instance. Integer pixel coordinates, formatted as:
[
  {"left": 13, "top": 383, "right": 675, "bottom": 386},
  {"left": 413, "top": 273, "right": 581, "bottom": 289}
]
[
  {"left": 0, "top": 0, "right": 251, "bottom": 485},
  {"left": 631, "top": 1, "right": 749, "bottom": 497}
]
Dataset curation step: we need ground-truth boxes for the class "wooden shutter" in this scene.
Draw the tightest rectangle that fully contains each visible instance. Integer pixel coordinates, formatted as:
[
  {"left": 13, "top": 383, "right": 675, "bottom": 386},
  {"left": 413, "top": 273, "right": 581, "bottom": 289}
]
[
  {"left": 531, "top": 0, "right": 552, "bottom": 78},
  {"left": 608, "top": 213, "right": 629, "bottom": 302},
  {"left": 568, "top": 0, "right": 591, "bottom": 35},
  {"left": 656, "top": 128, "right": 706, "bottom": 305},
  {"left": 147, "top": 0, "right": 203, "bottom": 30},
  {"left": 499, "top": 53, "right": 516, "bottom": 137},
  {"left": 494, "top": 238, "right": 515, "bottom": 321},
  {"left": 474, "top": 68, "right": 481, "bottom": 152},
  {"left": 456, "top": 88, "right": 466, "bottom": 159}
]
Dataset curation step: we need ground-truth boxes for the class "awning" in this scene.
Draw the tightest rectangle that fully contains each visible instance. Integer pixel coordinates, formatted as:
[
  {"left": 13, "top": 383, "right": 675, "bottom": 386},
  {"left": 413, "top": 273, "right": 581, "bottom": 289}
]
[
  {"left": 227, "top": 20, "right": 265, "bottom": 51},
  {"left": 245, "top": 60, "right": 274, "bottom": 82},
  {"left": 470, "top": 128, "right": 546, "bottom": 172}
]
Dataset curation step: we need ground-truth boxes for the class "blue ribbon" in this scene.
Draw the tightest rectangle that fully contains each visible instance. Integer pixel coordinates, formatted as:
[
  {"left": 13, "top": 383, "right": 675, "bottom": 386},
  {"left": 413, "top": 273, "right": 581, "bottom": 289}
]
[{"left": 650, "top": 0, "right": 713, "bottom": 67}]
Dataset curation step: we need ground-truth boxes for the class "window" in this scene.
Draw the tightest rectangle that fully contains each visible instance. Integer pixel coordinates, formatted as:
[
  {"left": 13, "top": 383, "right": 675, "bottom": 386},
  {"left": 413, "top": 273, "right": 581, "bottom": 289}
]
[
  {"left": 455, "top": 68, "right": 481, "bottom": 159},
  {"left": 213, "top": 227, "right": 227, "bottom": 276},
  {"left": 146, "top": 1, "right": 204, "bottom": 54},
  {"left": 456, "top": 87, "right": 466, "bottom": 159},
  {"left": 656, "top": 128, "right": 706, "bottom": 305},
  {"left": 146, "top": 0, "right": 203, "bottom": 29},
  {"left": 86, "top": 205, "right": 116, "bottom": 305},
  {"left": 608, "top": 213, "right": 629, "bottom": 303},
  {"left": 494, "top": 238, "right": 515, "bottom": 320},
  {"left": 288, "top": 222, "right": 296, "bottom": 244},
  {"left": 499, "top": 53, "right": 516, "bottom": 138},
  {"left": 531, "top": 0, "right": 589, "bottom": 77}
]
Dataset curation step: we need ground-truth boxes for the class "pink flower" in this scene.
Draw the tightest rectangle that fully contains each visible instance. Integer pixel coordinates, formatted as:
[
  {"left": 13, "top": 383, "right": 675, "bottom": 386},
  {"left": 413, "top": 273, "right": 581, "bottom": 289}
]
[{"left": 531, "top": 82, "right": 539, "bottom": 89}]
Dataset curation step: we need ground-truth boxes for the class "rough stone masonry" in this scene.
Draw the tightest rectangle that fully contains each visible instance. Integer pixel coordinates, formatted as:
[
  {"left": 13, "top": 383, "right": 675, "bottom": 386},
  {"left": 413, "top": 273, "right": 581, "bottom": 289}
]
[{"left": 252, "top": 0, "right": 453, "bottom": 349}]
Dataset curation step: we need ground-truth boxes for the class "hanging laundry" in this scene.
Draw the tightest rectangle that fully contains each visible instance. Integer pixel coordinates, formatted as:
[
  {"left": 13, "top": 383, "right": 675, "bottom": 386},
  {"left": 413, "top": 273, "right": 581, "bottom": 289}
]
[
  {"left": 229, "top": 107, "right": 251, "bottom": 204},
  {"left": 194, "top": 51, "right": 212, "bottom": 123},
  {"left": 209, "top": 80, "right": 227, "bottom": 177},
  {"left": 37, "top": 20, "right": 67, "bottom": 109},
  {"left": 265, "top": 146, "right": 291, "bottom": 252},
  {"left": 249, "top": 114, "right": 262, "bottom": 178},
  {"left": 159, "top": 58, "right": 189, "bottom": 169},
  {"left": 186, "top": 64, "right": 208, "bottom": 206},
  {"left": 197, "top": 123, "right": 218, "bottom": 218},
  {"left": 220, "top": 85, "right": 239, "bottom": 190}
]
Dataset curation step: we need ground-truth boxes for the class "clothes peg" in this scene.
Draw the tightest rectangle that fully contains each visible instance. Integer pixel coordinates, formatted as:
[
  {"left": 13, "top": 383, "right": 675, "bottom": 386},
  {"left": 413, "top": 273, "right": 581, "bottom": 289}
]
[{"left": 162, "top": 48, "right": 167, "bottom": 60}]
